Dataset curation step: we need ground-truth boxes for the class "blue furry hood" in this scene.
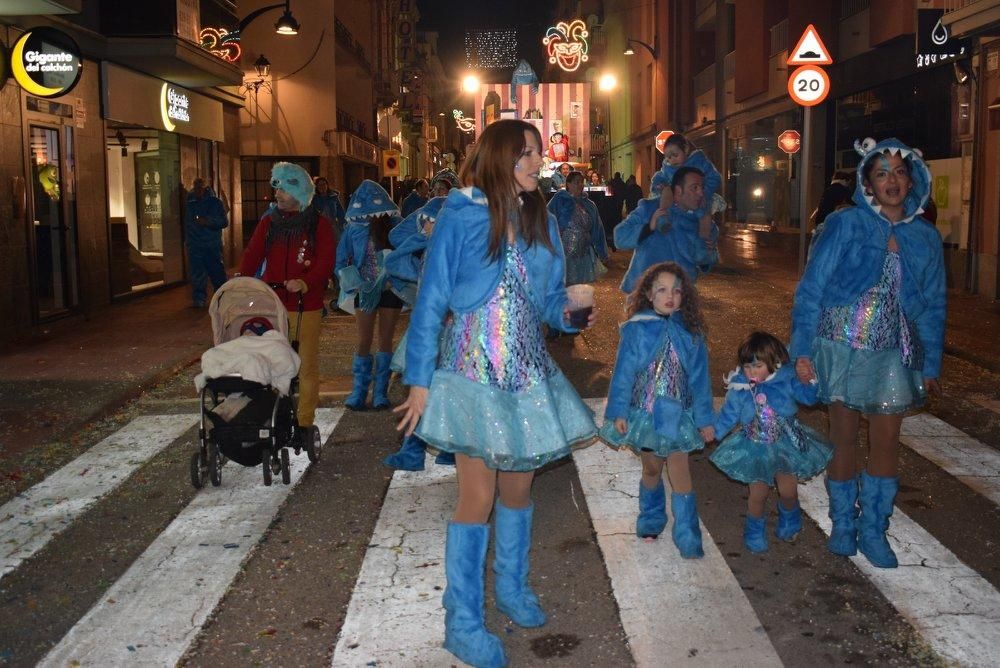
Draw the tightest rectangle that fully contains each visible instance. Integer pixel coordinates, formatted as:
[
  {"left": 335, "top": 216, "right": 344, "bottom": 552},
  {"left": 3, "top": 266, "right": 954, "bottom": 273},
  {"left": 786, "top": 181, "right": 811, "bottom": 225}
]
[
  {"left": 417, "top": 196, "right": 446, "bottom": 232},
  {"left": 346, "top": 179, "right": 399, "bottom": 222},
  {"left": 852, "top": 137, "right": 931, "bottom": 224},
  {"left": 650, "top": 172, "right": 669, "bottom": 199},
  {"left": 270, "top": 162, "right": 314, "bottom": 209}
]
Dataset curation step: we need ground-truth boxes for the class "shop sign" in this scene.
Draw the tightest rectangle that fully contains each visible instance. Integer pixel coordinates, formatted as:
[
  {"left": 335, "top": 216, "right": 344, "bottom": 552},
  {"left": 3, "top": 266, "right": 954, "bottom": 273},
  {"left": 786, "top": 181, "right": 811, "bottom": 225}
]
[
  {"left": 160, "top": 84, "right": 191, "bottom": 131},
  {"left": 11, "top": 28, "right": 83, "bottom": 99},
  {"left": 777, "top": 130, "right": 801, "bottom": 154},
  {"left": 916, "top": 9, "right": 969, "bottom": 69},
  {"left": 395, "top": 0, "right": 415, "bottom": 69}
]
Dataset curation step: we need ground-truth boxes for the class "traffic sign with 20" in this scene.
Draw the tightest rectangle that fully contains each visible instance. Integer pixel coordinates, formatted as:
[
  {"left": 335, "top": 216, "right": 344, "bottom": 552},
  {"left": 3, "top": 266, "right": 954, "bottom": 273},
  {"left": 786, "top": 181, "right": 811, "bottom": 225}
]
[{"left": 787, "top": 65, "right": 830, "bottom": 106}]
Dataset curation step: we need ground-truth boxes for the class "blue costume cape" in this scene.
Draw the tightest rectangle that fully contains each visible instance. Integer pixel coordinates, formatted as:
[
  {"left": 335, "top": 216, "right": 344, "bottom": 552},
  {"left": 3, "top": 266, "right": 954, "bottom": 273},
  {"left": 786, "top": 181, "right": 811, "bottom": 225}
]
[
  {"left": 714, "top": 365, "right": 818, "bottom": 437},
  {"left": 546, "top": 189, "right": 609, "bottom": 260}
]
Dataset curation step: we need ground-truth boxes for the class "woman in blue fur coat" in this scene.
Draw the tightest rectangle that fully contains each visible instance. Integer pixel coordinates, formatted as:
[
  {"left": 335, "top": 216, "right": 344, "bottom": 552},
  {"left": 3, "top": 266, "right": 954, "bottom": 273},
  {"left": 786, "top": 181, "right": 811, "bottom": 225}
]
[
  {"left": 394, "top": 120, "right": 597, "bottom": 668},
  {"left": 710, "top": 332, "right": 832, "bottom": 553},
  {"left": 599, "top": 261, "right": 715, "bottom": 559},
  {"left": 547, "top": 170, "right": 609, "bottom": 285},
  {"left": 791, "top": 137, "right": 945, "bottom": 569}
]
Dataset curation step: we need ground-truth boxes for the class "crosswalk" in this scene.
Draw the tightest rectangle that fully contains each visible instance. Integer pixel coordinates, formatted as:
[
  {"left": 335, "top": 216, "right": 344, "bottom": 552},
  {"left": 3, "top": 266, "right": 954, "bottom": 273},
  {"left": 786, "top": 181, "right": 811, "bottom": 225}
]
[{"left": 2, "top": 402, "right": 998, "bottom": 667}]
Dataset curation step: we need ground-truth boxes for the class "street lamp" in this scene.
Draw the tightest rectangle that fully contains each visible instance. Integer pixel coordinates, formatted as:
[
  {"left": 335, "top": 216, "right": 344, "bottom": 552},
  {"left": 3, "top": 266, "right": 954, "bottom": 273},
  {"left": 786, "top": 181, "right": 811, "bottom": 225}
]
[
  {"left": 462, "top": 74, "right": 480, "bottom": 94},
  {"left": 238, "top": 1, "right": 300, "bottom": 35},
  {"left": 598, "top": 73, "right": 617, "bottom": 92},
  {"left": 624, "top": 36, "right": 659, "bottom": 59},
  {"left": 598, "top": 73, "right": 617, "bottom": 177}
]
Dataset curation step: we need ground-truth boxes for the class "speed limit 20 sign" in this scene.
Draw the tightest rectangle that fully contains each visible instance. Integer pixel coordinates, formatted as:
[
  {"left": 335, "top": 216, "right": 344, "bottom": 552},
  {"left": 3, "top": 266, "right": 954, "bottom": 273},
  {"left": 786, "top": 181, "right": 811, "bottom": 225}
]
[{"left": 787, "top": 65, "right": 830, "bottom": 107}]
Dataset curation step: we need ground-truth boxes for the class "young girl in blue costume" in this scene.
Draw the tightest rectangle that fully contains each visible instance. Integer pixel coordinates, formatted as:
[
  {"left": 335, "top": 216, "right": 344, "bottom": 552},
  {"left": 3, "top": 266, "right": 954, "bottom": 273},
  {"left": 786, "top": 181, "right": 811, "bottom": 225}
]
[
  {"left": 394, "top": 119, "right": 597, "bottom": 668},
  {"left": 547, "top": 170, "right": 609, "bottom": 285},
  {"left": 599, "top": 261, "right": 714, "bottom": 558},
  {"left": 652, "top": 134, "right": 722, "bottom": 258},
  {"left": 336, "top": 180, "right": 403, "bottom": 411},
  {"left": 710, "top": 331, "right": 833, "bottom": 553},
  {"left": 791, "top": 138, "right": 945, "bottom": 569},
  {"left": 381, "top": 196, "right": 456, "bottom": 471}
]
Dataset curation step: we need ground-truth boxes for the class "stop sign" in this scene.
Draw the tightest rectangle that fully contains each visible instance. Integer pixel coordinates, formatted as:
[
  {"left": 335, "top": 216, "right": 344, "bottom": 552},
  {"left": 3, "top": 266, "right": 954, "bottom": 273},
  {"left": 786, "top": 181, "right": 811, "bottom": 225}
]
[
  {"left": 778, "top": 130, "right": 801, "bottom": 154},
  {"left": 655, "top": 130, "right": 674, "bottom": 154}
]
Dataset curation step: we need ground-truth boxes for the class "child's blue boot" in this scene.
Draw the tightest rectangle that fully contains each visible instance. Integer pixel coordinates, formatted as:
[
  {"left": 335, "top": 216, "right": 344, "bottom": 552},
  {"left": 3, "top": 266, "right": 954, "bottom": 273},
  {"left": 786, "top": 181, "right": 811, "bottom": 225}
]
[
  {"left": 345, "top": 354, "right": 373, "bottom": 410},
  {"left": 775, "top": 500, "right": 802, "bottom": 542},
  {"left": 670, "top": 492, "right": 704, "bottom": 559},
  {"left": 636, "top": 479, "right": 667, "bottom": 538},
  {"left": 443, "top": 522, "right": 508, "bottom": 668},
  {"left": 434, "top": 450, "right": 456, "bottom": 466},
  {"left": 372, "top": 351, "right": 394, "bottom": 409},
  {"left": 858, "top": 471, "right": 899, "bottom": 568},
  {"left": 826, "top": 475, "right": 859, "bottom": 556},
  {"left": 382, "top": 434, "right": 427, "bottom": 471},
  {"left": 743, "top": 513, "right": 768, "bottom": 553},
  {"left": 493, "top": 502, "right": 546, "bottom": 628}
]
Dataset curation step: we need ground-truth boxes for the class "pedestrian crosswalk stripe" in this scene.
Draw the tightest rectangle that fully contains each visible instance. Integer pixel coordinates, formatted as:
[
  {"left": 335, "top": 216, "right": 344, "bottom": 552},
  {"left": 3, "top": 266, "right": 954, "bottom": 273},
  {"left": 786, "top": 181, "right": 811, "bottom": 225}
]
[
  {"left": 580, "top": 399, "right": 783, "bottom": 666},
  {"left": 38, "top": 408, "right": 342, "bottom": 668},
  {"left": 799, "top": 476, "right": 1000, "bottom": 666},
  {"left": 0, "top": 414, "right": 198, "bottom": 581},
  {"left": 331, "top": 458, "right": 454, "bottom": 666},
  {"left": 901, "top": 413, "right": 1000, "bottom": 505}
]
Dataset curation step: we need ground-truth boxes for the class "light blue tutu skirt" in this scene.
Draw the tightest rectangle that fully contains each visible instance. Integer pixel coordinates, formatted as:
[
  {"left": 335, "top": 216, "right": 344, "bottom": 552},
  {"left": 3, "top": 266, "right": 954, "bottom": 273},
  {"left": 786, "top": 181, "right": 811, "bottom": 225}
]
[
  {"left": 390, "top": 328, "right": 408, "bottom": 374},
  {"left": 710, "top": 420, "right": 832, "bottom": 485},
  {"left": 598, "top": 407, "right": 703, "bottom": 458},
  {"left": 565, "top": 251, "right": 598, "bottom": 286},
  {"left": 812, "top": 338, "right": 925, "bottom": 414}
]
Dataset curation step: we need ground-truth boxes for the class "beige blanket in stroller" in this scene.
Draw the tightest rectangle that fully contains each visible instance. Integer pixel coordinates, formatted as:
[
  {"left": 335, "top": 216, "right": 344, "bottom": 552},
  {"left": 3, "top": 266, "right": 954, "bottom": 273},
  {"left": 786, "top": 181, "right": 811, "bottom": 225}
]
[{"left": 195, "top": 330, "right": 301, "bottom": 395}]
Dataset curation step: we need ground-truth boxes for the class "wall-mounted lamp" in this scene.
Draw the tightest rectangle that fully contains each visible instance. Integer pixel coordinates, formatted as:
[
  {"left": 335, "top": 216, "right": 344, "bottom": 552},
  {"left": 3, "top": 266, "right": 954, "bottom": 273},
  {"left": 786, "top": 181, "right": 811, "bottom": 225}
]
[
  {"left": 254, "top": 54, "right": 271, "bottom": 78},
  {"left": 238, "top": 1, "right": 299, "bottom": 36},
  {"left": 624, "top": 36, "right": 659, "bottom": 59},
  {"left": 241, "top": 53, "right": 273, "bottom": 98},
  {"left": 953, "top": 60, "right": 974, "bottom": 85}
]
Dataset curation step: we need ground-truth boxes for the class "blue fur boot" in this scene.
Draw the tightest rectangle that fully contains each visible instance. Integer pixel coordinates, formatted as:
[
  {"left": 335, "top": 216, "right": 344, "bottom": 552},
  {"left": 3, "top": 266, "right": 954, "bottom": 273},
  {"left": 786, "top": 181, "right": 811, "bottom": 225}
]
[
  {"left": 775, "top": 500, "right": 803, "bottom": 542},
  {"left": 826, "top": 476, "right": 859, "bottom": 556},
  {"left": 743, "top": 513, "right": 768, "bottom": 553},
  {"left": 345, "top": 354, "right": 373, "bottom": 410},
  {"left": 435, "top": 450, "right": 456, "bottom": 466},
  {"left": 443, "top": 522, "right": 508, "bottom": 668},
  {"left": 372, "top": 351, "right": 394, "bottom": 409},
  {"left": 493, "top": 502, "right": 546, "bottom": 628},
  {"left": 382, "top": 434, "right": 426, "bottom": 471},
  {"left": 671, "top": 492, "right": 705, "bottom": 559},
  {"left": 858, "top": 471, "right": 899, "bottom": 568},
  {"left": 636, "top": 479, "right": 668, "bottom": 538}
]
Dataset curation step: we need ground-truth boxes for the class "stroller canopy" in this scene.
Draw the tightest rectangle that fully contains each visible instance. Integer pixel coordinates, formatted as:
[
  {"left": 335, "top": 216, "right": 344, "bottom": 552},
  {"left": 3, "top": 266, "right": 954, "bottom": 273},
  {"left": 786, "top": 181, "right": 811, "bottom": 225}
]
[{"left": 208, "top": 277, "right": 289, "bottom": 347}]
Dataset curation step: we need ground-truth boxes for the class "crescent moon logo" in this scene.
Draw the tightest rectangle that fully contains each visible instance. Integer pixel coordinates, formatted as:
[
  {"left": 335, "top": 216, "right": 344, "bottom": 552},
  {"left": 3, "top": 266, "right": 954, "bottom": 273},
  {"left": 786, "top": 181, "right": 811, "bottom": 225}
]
[
  {"left": 12, "top": 32, "right": 67, "bottom": 97},
  {"left": 160, "top": 84, "right": 176, "bottom": 132}
]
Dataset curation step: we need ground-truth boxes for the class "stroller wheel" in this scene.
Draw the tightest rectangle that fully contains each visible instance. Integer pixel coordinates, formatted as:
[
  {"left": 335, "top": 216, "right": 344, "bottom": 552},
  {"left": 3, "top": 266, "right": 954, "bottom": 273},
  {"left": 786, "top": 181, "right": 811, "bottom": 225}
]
[
  {"left": 208, "top": 442, "right": 223, "bottom": 487},
  {"left": 190, "top": 452, "right": 205, "bottom": 489},
  {"left": 281, "top": 448, "right": 291, "bottom": 485},
  {"left": 262, "top": 450, "right": 273, "bottom": 486},
  {"left": 305, "top": 425, "right": 322, "bottom": 463}
]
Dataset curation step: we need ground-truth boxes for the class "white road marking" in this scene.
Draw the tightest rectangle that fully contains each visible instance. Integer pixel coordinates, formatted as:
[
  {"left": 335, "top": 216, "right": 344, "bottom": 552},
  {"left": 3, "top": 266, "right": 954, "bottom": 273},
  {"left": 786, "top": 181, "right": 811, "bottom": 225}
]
[
  {"left": 0, "top": 414, "right": 198, "bottom": 580},
  {"left": 799, "top": 476, "right": 1000, "bottom": 667},
  {"left": 331, "top": 456, "right": 455, "bottom": 667},
  {"left": 38, "top": 408, "right": 342, "bottom": 668},
  {"left": 901, "top": 412, "right": 1000, "bottom": 505},
  {"left": 577, "top": 399, "right": 782, "bottom": 666}
]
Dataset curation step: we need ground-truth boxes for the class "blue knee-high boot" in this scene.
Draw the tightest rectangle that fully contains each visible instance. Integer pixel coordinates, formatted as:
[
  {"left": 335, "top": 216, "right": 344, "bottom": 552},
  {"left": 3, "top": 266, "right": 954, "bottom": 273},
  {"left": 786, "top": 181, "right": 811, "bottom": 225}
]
[
  {"left": 858, "top": 471, "right": 899, "bottom": 568},
  {"left": 826, "top": 476, "right": 859, "bottom": 556},
  {"left": 382, "top": 434, "right": 427, "bottom": 471},
  {"left": 775, "top": 501, "right": 802, "bottom": 542},
  {"left": 372, "top": 351, "right": 394, "bottom": 409},
  {"left": 493, "top": 502, "right": 546, "bottom": 628},
  {"left": 671, "top": 492, "right": 704, "bottom": 559},
  {"left": 636, "top": 479, "right": 668, "bottom": 538},
  {"left": 345, "top": 354, "right": 373, "bottom": 410},
  {"left": 443, "top": 522, "right": 508, "bottom": 668},
  {"left": 743, "top": 513, "right": 768, "bottom": 553}
]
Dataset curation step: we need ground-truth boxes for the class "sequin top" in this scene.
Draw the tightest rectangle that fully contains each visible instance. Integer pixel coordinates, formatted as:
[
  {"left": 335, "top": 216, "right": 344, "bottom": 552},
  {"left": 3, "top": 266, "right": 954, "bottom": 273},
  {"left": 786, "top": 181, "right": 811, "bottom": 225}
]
[
  {"left": 561, "top": 200, "right": 593, "bottom": 259},
  {"left": 817, "top": 251, "right": 921, "bottom": 366},
  {"left": 740, "top": 387, "right": 806, "bottom": 447},
  {"left": 438, "top": 244, "right": 557, "bottom": 392},
  {"left": 360, "top": 239, "right": 379, "bottom": 281},
  {"left": 630, "top": 337, "right": 691, "bottom": 413}
]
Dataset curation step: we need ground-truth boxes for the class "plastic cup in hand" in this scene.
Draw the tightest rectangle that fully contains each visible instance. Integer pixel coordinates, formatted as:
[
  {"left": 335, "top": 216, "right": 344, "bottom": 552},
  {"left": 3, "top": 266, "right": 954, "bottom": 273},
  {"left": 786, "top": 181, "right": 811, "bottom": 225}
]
[{"left": 566, "top": 284, "right": 595, "bottom": 329}]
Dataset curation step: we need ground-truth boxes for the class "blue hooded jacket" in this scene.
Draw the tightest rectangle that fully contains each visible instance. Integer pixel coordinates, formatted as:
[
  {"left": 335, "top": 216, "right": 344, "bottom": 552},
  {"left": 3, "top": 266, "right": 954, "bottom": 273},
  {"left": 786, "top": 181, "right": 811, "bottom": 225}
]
[
  {"left": 184, "top": 187, "right": 228, "bottom": 248},
  {"left": 614, "top": 199, "right": 706, "bottom": 292},
  {"left": 658, "top": 149, "right": 722, "bottom": 218},
  {"left": 604, "top": 310, "right": 713, "bottom": 429},
  {"left": 384, "top": 198, "right": 447, "bottom": 302},
  {"left": 337, "top": 180, "right": 402, "bottom": 275},
  {"left": 714, "top": 365, "right": 818, "bottom": 438},
  {"left": 404, "top": 186, "right": 573, "bottom": 388},
  {"left": 401, "top": 190, "right": 429, "bottom": 217},
  {"left": 389, "top": 196, "right": 446, "bottom": 249},
  {"left": 790, "top": 138, "right": 946, "bottom": 378},
  {"left": 546, "top": 189, "right": 609, "bottom": 260}
]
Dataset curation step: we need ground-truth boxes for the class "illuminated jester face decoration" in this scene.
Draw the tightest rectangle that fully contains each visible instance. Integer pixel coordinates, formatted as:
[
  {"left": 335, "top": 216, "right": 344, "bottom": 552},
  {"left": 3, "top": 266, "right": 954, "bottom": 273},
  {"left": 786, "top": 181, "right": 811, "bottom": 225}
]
[{"left": 543, "top": 19, "right": 589, "bottom": 73}]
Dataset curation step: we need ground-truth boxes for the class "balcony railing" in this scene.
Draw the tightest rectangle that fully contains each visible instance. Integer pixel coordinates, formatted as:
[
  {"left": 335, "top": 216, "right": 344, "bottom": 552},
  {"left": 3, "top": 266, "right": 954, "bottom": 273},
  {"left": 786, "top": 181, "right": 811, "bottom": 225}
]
[
  {"left": 337, "top": 108, "right": 370, "bottom": 142},
  {"left": 943, "top": 0, "right": 984, "bottom": 10},
  {"left": 840, "top": 0, "right": 871, "bottom": 19},
  {"left": 723, "top": 50, "right": 736, "bottom": 79},
  {"left": 334, "top": 17, "right": 373, "bottom": 74},
  {"left": 770, "top": 19, "right": 788, "bottom": 57}
]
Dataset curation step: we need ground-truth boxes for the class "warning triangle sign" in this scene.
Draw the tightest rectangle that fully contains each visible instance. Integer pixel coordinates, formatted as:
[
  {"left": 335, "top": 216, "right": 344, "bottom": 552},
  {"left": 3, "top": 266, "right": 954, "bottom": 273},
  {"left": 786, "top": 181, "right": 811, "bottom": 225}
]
[{"left": 787, "top": 24, "right": 833, "bottom": 66}]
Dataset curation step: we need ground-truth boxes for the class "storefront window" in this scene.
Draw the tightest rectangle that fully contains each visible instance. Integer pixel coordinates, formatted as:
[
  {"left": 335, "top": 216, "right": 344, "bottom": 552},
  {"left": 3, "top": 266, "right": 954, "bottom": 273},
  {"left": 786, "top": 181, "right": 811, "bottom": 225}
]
[{"left": 106, "top": 126, "right": 183, "bottom": 296}]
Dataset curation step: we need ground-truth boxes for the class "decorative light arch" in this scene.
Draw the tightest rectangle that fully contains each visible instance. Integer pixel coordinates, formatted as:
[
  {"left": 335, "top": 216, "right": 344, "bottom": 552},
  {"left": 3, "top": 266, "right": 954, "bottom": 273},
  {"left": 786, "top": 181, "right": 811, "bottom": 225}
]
[
  {"left": 200, "top": 27, "right": 242, "bottom": 63},
  {"left": 453, "top": 109, "right": 475, "bottom": 134},
  {"left": 542, "top": 19, "right": 589, "bottom": 73}
]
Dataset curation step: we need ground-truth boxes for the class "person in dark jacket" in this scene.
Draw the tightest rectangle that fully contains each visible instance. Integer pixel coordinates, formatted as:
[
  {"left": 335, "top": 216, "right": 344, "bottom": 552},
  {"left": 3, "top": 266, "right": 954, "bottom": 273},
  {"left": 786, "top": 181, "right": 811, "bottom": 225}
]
[
  {"left": 184, "top": 177, "right": 229, "bottom": 308},
  {"left": 624, "top": 175, "right": 643, "bottom": 213},
  {"left": 814, "top": 170, "right": 855, "bottom": 226},
  {"left": 401, "top": 178, "right": 429, "bottom": 217}
]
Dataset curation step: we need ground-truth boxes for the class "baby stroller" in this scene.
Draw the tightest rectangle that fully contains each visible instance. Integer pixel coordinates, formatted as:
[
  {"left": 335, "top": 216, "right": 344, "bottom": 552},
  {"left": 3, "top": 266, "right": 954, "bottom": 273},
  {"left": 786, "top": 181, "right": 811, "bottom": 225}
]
[{"left": 190, "top": 277, "right": 321, "bottom": 489}]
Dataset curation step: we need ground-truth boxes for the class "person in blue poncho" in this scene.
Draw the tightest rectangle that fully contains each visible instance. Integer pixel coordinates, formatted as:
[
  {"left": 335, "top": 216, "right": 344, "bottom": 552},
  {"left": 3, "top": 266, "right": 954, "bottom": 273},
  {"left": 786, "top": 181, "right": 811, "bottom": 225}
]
[
  {"left": 394, "top": 119, "right": 597, "bottom": 668},
  {"left": 546, "top": 170, "right": 609, "bottom": 286},
  {"left": 791, "top": 137, "right": 945, "bottom": 569},
  {"left": 336, "top": 180, "right": 403, "bottom": 411}
]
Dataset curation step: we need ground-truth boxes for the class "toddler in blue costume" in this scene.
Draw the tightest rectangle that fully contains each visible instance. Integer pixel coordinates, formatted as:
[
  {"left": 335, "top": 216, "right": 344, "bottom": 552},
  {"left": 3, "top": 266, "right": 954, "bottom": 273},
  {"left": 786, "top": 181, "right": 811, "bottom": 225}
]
[
  {"left": 710, "top": 332, "right": 832, "bottom": 553},
  {"left": 380, "top": 196, "right": 455, "bottom": 471},
  {"left": 599, "top": 261, "right": 714, "bottom": 558},
  {"left": 395, "top": 120, "right": 597, "bottom": 668},
  {"left": 791, "top": 138, "right": 945, "bottom": 569}
]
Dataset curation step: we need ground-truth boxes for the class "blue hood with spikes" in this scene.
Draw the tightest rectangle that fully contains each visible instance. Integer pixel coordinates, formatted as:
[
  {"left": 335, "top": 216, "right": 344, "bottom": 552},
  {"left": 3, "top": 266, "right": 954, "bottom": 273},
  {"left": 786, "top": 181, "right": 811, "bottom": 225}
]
[
  {"left": 346, "top": 179, "right": 399, "bottom": 223},
  {"left": 853, "top": 137, "right": 931, "bottom": 224}
]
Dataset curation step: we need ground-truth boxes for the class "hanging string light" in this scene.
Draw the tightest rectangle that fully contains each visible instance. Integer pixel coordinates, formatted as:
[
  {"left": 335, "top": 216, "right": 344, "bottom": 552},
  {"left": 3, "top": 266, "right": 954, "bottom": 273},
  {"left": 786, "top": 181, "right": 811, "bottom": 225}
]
[{"left": 464, "top": 30, "right": 518, "bottom": 69}]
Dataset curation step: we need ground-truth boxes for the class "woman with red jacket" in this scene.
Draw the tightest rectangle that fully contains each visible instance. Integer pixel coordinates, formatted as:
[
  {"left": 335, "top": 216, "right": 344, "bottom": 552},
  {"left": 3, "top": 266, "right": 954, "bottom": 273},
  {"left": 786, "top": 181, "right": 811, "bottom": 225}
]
[{"left": 240, "top": 162, "right": 335, "bottom": 440}]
